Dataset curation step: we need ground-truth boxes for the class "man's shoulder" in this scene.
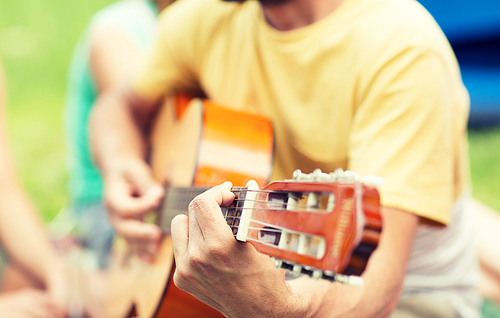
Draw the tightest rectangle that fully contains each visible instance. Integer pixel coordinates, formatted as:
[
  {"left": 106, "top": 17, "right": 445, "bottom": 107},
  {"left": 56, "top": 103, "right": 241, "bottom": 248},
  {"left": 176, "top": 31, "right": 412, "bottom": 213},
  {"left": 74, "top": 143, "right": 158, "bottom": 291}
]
[
  {"left": 339, "top": 0, "right": 456, "bottom": 74},
  {"left": 348, "top": 0, "right": 448, "bottom": 51}
]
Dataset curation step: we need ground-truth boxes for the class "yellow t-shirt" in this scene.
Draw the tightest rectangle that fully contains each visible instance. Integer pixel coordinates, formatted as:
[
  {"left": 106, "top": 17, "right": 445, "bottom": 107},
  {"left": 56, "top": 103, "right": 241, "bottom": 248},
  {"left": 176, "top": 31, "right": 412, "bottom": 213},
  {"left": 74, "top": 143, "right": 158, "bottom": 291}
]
[{"left": 133, "top": 0, "right": 470, "bottom": 225}]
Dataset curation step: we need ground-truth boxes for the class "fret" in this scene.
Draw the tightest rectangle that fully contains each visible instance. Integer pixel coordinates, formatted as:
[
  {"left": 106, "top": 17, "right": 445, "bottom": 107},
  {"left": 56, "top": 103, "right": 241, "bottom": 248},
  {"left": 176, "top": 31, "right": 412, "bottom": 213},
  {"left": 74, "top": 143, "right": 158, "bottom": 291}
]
[{"left": 224, "top": 187, "right": 246, "bottom": 236}]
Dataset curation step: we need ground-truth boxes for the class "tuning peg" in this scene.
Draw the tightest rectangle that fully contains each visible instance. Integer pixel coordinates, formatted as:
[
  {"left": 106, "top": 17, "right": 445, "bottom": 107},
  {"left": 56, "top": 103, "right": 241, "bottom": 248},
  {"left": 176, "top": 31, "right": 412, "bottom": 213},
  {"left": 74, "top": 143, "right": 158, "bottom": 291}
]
[
  {"left": 323, "top": 271, "right": 365, "bottom": 286},
  {"left": 292, "top": 169, "right": 303, "bottom": 180},
  {"left": 292, "top": 264, "right": 302, "bottom": 276},
  {"left": 274, "top": 258, "right": 283, "bottom": 269},
  {"left": 312, "top": 269, "right": 323, "bottom": 279},
  {"left": 343, "top": 170, "right": 361, "bottom": 182},
  {"left": 334, "top": 274, "right": 364, "bottom": 286},
  {"left": 361, "top": 175, "right": 384, "bottom": 187}
]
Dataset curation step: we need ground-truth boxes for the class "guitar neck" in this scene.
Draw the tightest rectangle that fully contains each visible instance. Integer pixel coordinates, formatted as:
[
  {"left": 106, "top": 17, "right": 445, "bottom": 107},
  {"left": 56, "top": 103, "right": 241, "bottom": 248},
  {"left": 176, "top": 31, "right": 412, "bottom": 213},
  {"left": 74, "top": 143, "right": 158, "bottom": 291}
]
[
  {"left": 157, "top": 169, "right": 381, "bottom": 285},
  {"left": 158, "top": 186, "right": 210, "bottom": 232},
  {"left": 158, "top": 186, "right": 252, "bottom": 234}
]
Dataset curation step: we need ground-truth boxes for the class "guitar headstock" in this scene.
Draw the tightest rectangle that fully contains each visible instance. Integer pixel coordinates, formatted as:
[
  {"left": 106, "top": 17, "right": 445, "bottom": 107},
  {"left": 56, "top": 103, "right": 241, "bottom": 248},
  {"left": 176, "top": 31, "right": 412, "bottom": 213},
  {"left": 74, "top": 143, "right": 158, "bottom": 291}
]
[{"left": 223, "top": 169, "right": 383, "bottom": 285}]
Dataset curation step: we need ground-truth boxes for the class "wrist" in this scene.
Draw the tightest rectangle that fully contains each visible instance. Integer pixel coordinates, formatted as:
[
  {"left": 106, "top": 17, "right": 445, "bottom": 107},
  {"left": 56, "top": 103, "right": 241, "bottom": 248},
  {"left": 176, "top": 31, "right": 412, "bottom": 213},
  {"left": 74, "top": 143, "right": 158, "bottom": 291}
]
[
  {"left": 102, "top": 155, "right": 148, "bottom": 180},
  {"left": 44, "top": 256, "right": 67, "bottom": 288}
]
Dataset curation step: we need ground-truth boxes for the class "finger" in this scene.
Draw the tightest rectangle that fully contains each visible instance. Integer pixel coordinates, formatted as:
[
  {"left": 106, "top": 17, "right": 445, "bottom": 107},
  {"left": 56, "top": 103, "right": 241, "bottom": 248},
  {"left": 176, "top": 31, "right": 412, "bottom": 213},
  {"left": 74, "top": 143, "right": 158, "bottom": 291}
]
[
  {"left": 188, "top": 182, "right": 235, "bottom": 242},
  {"left": 197, "top": 181, "right": 235, "bottom": 208},
  {"left": 110, "top": 216, "right": 162, "bottom": 246},
  {"left": 171, "top": 214, "right": 189, "bottom": 263},
  {"left": 124, "top": 160, "right": 165, "bottom": 199},
  {"left": 46, "top": 301, "right": 66, "bottom": 318},
  {"left": 245, "top": 179, "right": 259, "bottom": 190},
  {"left": 27, "top": 291, "right": 65, "bottom": 318},
  {"left": 106, "top": 183, "right": 163, "bottom": 218}
]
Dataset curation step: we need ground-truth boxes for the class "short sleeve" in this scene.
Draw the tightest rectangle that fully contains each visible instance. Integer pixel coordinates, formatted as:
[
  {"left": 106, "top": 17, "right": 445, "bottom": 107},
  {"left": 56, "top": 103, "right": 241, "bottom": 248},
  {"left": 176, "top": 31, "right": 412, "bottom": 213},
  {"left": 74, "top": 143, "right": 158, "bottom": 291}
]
[
  {"left": 349, "top": 49, "right": 455, "bottom": 224},
  {"left": 131, "top": 3, "right": 201, "bottom": 103}
]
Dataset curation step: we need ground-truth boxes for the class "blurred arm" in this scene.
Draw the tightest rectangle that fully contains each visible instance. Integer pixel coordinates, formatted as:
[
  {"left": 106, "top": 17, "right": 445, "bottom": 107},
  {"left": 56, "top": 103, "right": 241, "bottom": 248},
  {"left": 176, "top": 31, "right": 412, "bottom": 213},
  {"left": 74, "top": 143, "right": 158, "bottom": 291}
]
[
  {"left": 88, "top": 25, "right": 154, "bottom": 175},
  {"left": 0, "top": 61, "right": 66, "bottom": 304},
  {"left": 88, "top": 28, "right": 165, "bottom": 260}
]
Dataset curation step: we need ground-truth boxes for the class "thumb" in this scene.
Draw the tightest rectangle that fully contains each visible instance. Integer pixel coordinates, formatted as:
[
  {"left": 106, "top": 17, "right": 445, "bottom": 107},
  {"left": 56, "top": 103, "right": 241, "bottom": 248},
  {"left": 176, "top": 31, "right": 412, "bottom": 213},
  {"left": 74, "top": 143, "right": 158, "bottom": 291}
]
[{"left": 125, "top": 160, "right": 164, "bottom": 201}]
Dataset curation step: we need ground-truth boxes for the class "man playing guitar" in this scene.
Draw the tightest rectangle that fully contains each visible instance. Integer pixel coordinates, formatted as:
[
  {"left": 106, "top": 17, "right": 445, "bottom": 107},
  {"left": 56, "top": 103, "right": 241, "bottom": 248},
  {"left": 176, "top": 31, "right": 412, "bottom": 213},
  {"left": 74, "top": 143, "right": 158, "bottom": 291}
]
[{"left": 90, "top": 0, "right": 480, "bottom": 316}]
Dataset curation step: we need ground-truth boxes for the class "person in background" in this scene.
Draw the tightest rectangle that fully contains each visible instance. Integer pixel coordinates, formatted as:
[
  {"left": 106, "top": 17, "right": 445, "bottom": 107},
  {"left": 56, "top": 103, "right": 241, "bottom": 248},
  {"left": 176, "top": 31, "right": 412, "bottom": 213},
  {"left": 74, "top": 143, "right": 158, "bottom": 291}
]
[
  {"left": 64, "top": 0, "right": 174, "bottom": 268},
  {"left": 0, "top": 60, "right": 67, "bottom": 317}
]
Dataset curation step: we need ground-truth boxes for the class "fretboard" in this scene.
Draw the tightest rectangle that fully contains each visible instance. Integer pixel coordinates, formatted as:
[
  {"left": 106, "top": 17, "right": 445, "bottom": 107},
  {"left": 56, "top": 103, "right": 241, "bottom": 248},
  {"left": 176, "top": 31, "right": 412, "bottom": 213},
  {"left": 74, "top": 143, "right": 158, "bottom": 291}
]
[
  {"left": 158, "top": 186, "right": 209, "bottom": 232},
  {"left": 158, "top": 186, "right": 250, "bottom": 237}
]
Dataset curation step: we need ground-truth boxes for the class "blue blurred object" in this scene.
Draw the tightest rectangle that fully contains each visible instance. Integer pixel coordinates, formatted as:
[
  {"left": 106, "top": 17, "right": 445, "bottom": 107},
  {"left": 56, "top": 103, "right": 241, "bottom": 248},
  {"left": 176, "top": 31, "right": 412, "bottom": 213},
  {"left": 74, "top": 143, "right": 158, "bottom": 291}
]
[{"left": 417, "top": 0, "right": 500, "bottom": 127}]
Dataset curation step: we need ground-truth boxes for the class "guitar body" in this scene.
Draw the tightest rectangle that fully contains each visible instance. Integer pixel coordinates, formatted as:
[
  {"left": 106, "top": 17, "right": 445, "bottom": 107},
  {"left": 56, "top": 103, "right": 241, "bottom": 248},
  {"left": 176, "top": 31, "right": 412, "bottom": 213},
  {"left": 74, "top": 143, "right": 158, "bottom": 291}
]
[{"left": 105, "top": 95, "right": 274, "bottom": 318}]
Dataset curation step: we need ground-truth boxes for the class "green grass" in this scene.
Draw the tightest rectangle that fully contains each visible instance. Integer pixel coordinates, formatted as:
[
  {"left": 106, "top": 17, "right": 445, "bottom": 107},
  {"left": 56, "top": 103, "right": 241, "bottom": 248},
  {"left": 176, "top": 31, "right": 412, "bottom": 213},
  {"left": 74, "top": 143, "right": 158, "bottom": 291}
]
[
  {"left": 0, "top": 0, "right": 115, "bottom": 221},
  {"left": 469, "top": 127, "right": 500, "bottom": 211}
]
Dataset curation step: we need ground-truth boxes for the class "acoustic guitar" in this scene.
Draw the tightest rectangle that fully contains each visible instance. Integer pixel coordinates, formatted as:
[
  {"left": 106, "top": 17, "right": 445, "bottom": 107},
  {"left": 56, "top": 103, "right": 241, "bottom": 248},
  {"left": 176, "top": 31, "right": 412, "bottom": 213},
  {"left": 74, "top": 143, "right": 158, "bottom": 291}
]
[{"left": 105, "top": 95, "right": 382, "bottom": 318}]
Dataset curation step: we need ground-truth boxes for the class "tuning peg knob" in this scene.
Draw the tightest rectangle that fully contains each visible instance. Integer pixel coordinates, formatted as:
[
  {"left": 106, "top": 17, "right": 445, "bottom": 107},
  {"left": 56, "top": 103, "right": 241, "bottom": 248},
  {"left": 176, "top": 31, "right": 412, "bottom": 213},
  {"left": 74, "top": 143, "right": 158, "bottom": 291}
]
[
  {"left": 361, "top": 175, "right": 384, "bottom": 187},
  {"left": 312, "top": 269, "right": 323, "bottom": 279},
  {"left": 274, "top": 259, "right": 283, "bottom": 269},
  {"left": 292, "top": 264, "right": 302, "bottom": 276},
  {"left": 292, "top": 169, "right": 303, "bottom": 180}
]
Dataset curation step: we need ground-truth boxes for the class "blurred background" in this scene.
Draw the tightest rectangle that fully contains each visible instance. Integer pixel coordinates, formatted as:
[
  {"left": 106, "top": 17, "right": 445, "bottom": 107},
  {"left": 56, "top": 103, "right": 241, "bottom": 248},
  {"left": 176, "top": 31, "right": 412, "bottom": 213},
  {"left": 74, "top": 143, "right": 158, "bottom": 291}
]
[
  {"left": 0, "top": 0, "right": 499, "bottom": 315},
  {"left": 0, "top": 0, "right": 115, "bottom": 222}
]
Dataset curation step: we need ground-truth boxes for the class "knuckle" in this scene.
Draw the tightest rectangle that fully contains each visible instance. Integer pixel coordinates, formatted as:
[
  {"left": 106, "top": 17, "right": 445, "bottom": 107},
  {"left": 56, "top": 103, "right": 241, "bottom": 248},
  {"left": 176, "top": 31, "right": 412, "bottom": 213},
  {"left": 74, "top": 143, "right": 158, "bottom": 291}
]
[
  {"left": 189, "top": 244, "right": 217, "bottom": 273},
  {"left": 188, "top": 196, "right": 212, "bottom": 213},
  {"left": 173, "top": 266, "right": 191, "bottom": 291},
  {"left": 206, "top": 241, "right": 226, "bottom": 260},
  {"left": 189, "top": 248, "right": 205, "bottom": 270},
  {"left": 188, "top": 197, "right": 201, "bottom": 212},
  {"left": 170, "top": 214, "right": 186, "bottom": 228}
]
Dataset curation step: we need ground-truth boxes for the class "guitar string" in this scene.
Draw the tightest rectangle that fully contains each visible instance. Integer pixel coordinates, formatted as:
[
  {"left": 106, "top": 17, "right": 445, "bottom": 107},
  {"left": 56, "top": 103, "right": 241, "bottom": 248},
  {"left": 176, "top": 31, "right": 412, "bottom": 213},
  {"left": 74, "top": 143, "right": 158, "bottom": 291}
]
[
  {"left": 165, "top": 188, "right": 341, "bottom": 213},
  {"left": 159, "top": 207, "right": 377, "bottom": 238},
  {"left": 228, "top": 225, "right": 379, "bottom": 237},
  {"left": 169, "top": 188, "right": 337, "bottom": 204},
  {"left": 192, "top": 196, "right": 330, "bottom": 209},
  {"left": 163, "top": 199, "right": 375, "bottom": 218},
  {"left": 161, "top": 206, "right": 329, "bottom": 220},
  {"left": 169, "top": 188, "right": 307, "bottom": 196},
  {"left": 224, "top": 205, "right": 327, "bottom": 212},
  {"left": 226, "top": 218, "right": 309, "bottom": 233},
  {"left": 230, "top": 188, "right": 341, "bottom": 194},
  {"left": 164, "top": 199, "right": 331, "bottom": 213},
  {"left": 159, "top": 206, "right": 318, "bottom": 233}
]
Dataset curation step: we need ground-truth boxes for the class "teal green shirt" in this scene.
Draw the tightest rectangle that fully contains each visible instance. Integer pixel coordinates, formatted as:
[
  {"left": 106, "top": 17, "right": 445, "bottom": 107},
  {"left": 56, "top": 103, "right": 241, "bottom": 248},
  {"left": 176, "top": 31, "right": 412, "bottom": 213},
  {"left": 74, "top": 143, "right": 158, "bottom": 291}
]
[
  {"left": 65, "top": 0, "right": 158, "bottom": 204},
  {"left": 0, "top": 246, "right": 7, "bottom": 285}
]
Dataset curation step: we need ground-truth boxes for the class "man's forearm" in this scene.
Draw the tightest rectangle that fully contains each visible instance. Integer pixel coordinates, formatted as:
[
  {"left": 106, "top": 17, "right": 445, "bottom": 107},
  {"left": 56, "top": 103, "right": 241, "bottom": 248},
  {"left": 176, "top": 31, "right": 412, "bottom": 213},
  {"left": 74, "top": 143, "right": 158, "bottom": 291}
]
[
  {"left": 284, "top": 207, "right": 418, "bottom": 318},
  {"left": 89, "top": 89, "right": 150, "bottom": 174},
  {"left": 0, "top": 184, "right": 64, "bottom": 285},
  {"left": 286, "top": 252, "right": 401, "bottom": 318}
]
